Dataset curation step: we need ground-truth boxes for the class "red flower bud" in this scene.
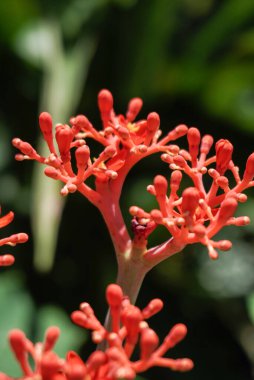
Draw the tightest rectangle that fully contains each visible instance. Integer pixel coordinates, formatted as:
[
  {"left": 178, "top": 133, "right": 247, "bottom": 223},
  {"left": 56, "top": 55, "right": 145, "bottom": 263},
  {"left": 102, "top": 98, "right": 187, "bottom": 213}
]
[
  {"left": 170, "top": 170, "right": 182, "bottom": 193},
  {"left": 216, "top": 240, "right": 232, "bottom": 251},
  {"left": 217, "top": 197, "right": 238, "bottom": 224},
  {"left": 215, "top": 139, "right": 233, "bottom": 174},
  {"left": 106, "top": 284, "right": 123, "bottom": 308},
  {"left": 0, "top": 211, "right": 14, "bottom": 228},
  {"left": 181, "top": 187, "right": 200, "bottom": 216},
  {"left": 98, "top": 89, "right": 113, "bottom": 113},
  {"left": 44, "top": 326, "right": 60, "bottom": 352},
  {"left": 140, "top": 328, "right": 159, "bottom": 360},
  {"left": 55, "top": 125, "right": 73, "bottom": 163},
  {"left": 150, "top": 209, "right": 163, "bottom": 223},
  {"left": 142, "top": 299, "right": 163, "bottom": 319},
  {"left": 187, "top": 127, "right": 200, "bottom": 162},
  {"left": 75, "top": 145, "right": 90, "bottom": 170},
  {"left": 243, "top": 152, "right": 254, "bottom": 182},
  {"left": 200, "top": 134, "right": 213, "bottom": 155},
  {"left": 0, "top": 254, "right": 15, "bottom": 266},
  {"left": 39, "top": 112, "right": 55, "bottom": 154},
  {"left": 165, "top": 324, "right": 187, "bottom": 349},
  {"left": 126, "top": 98, "right": 143, "bottom": 122},
  {"left": 44, "top": 167, "right": 60, "bottom": 180},
  {"left": 153, "top": 175, "right": 168, "bottom": 197},
  {"left": 147, "top": 112, "right": 160, "bottom": 132}
]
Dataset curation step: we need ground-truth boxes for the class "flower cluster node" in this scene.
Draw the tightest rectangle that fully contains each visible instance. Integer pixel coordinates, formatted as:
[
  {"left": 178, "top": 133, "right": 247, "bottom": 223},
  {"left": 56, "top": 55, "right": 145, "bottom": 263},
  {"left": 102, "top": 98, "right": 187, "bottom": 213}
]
[{"left": 0, "top": 210, "right": 28, "bottom": 267}]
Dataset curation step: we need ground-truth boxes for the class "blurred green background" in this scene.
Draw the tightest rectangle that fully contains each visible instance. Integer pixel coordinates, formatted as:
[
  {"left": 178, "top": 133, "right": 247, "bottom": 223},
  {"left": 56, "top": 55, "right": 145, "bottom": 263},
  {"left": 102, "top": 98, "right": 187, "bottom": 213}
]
[{"left": 1, "top": 0, "right": 254, "bottom": 378}]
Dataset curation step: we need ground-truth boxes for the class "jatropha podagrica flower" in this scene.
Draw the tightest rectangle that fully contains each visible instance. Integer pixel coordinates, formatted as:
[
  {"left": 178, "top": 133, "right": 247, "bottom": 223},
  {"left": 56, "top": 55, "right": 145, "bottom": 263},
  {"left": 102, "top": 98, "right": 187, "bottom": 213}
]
[
  {"left": 0, "top": 284, "right": 193, "bottom": 380},
  {"left": 12, "top": 90, "right": 254, "bottom": 302},
  {"left": 0, "top": 208, "right": 28, "bottom": 266},
  {"left": 130, "top": 130, "right": 254, "bottom": 262}
]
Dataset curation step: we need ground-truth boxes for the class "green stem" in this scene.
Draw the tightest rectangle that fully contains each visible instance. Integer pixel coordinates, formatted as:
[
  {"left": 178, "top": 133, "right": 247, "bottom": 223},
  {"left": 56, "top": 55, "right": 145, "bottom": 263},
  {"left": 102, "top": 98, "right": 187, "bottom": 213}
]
[{"left": 116, "top": 251, "right": 150, "bottom": 304}]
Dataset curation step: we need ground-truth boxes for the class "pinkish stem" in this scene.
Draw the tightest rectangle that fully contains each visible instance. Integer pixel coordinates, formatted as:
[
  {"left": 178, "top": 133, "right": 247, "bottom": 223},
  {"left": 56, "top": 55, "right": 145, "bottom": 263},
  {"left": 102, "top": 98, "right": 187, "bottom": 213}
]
[{"left": 95, "top": 180, "right": 132, "bottom": 256}]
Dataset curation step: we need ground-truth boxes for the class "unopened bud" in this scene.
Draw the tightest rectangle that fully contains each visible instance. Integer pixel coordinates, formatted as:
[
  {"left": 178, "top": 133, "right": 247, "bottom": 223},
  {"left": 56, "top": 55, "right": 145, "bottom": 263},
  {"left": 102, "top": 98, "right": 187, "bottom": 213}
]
[
  {"left": 243, "top": 152, "right": 254, "bottom": 182},
  {"left": 150, "top": 209, "right": 163, "bottom": 223},
  {"left": 170, "top": 170, "right": 182, "bottom": 192},
  {"left": 98, "top": 89, "right": 113, "bottom": 113},
  {"left": 154, "top": 175, "right": 168, "bottom": 196},
  {"left": 142, "top": 299, "right": 163, "bottom": 319},
  {"left": 140, "top": 328, "right": 159, "bottom": 360},
  {"left": 44, "top": 167, "right": 60, "bottom": 180},
  {"left": 187, "top": 127, "right": 200, "bottom": 161},
  {"left": 106, "top": 284, "right": 123, "bottom": 308},
  {"left": 200, "top": 134, "right": 213, "bottom": 155},
  {"left": 217, "top": 240, "right": 232, "bottom": 251},
  {"left": 147, "top": 112, "right": 160, "bottom": 131},
  {"left": 181, "top": 187, "right": 200, "bottom": 216},
  {"left": 165, "top": 324, "right": 187, "bottom": 349},
  {"left": 215, "top": 139, "right": 233, "bottom": 174},
  {"left": 126, "top": 98, "right": 143, "bottom": 122}
]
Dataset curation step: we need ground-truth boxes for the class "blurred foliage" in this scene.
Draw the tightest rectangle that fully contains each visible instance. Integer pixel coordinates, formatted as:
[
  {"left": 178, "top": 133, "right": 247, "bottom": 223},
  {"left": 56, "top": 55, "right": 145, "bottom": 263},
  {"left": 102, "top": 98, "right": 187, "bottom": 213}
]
[{"left": 1, "top": 0, "right": 254, "bottom": 378}]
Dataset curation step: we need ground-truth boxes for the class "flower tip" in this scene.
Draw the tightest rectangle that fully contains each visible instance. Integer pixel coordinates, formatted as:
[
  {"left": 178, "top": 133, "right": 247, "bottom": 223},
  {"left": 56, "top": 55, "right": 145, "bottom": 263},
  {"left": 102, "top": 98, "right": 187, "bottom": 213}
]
[
  {"left": 17, "top": 233, "right": 29, "bottom": 243},
  {"left": 168, "top": 323, "right": 188, "bottom": 346},
  {"left": 75, "top": 145, "right": 90, "bottom": 167},
  {"left": 98, "top": 89, "right": 113, "bottom": 112},
  {"left": 9, "top": 329, "right": 27, "bottom": 352},
  {"left": 217, "top": 240, "right": 232, "bottom": 251},
  {"left": 0, "top": 210, "right": 14, "bottom": 228},
  {"left": 0, "top": 254, "right": 15, "bottom": 266},
  {"left": 150, "top": 209, "right": 163, "bottom": 223},
  {"left": 153, "top": 175, "right": 168, "bottom": 196},
  {"left": 126, "top": 97, "right": 143, "bottom": 121},
  {"left": 144, "top": 298, "right": 163, "bottom": 316},
  {"left": 104, "top": 145, "right": 117, "bottom": 158},
  {"left": 45, "top": 326, "right": 60, "bottom": 345},
  {"left": 215, "top": 139, "right": 233, "bottom": 174},
  {"left": 219, "top": 196, "right": 238, "bottom": 220},
  {"left": 243, "top": 152, "right": 254, "bottom": 182},
  {"left": 44, "top": 167, "right": 60, "bottom": 180},
  {"left": 176, "top": 358, "right": 194, "bottom": 372},
  {"left": 181, "top": 187, "right": 200, "bottom": 214},
  {"left": 147, "top": 112, "right": 160, "bottom": 131},
  {"left": 39, "top": 112, "right": 53, "bottom": 132},
  {"left": 187, "top": 127, "right": 201, "bottom": 145},
  {"left": 140, "top": 328, "right": 159, "bottom": 358},
  {"left": 71, "top": 115, "right": 90, "bottom": 130},
  {"left": 106, "top": 284, "right": 123, "bottom": 307}
]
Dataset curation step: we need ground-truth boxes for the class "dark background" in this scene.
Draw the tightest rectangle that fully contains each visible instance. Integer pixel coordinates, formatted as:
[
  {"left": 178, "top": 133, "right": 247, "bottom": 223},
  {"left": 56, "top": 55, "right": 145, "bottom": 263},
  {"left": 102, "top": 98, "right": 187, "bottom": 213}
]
[{"left": 1, "top": 1, "right": 254, "bottom": 379}]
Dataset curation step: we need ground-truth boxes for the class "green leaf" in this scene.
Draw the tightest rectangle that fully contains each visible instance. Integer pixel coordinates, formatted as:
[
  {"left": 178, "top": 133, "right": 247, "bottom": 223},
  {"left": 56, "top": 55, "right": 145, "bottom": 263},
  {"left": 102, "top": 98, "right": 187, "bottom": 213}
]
[
  {"left": 0, "top": 271, "right": 35, "bottom": 376},
  {"left": 246, "top": 292, "right": 254, "bottom": 324}
]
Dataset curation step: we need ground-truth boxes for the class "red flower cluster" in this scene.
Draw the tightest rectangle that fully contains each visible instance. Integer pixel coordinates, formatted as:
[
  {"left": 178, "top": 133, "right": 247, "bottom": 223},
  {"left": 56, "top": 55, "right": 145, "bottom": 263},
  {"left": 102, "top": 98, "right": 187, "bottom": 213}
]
[
  {"left": 130, "top": 129, "right": 254, "bottom": 261},
  {"left": 0, "top": 284, "right": 193, "bottom": 380},
  {"left": 0, "top": 209, "right": 28, "bottom": 266},
  {"left": 12, "top": 91, "right": 254, "bottom": 264}
]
